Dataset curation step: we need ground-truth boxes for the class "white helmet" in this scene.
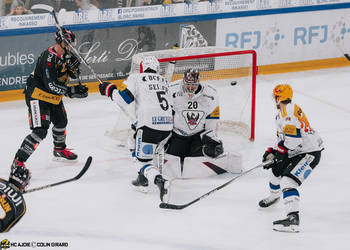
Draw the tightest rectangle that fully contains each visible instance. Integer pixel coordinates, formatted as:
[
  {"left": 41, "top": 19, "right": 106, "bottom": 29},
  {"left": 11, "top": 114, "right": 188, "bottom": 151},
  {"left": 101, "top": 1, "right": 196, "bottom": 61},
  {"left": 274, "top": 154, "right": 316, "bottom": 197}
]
[{"left": 141, "top": 56, "right": 160, "bottom": 74}]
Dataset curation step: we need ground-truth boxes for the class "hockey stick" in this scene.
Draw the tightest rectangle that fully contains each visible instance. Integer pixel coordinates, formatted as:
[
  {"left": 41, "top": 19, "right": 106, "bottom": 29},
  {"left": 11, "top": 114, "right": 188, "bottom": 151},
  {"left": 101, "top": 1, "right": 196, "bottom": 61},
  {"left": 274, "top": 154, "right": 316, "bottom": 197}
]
[
  {"left": 23, "top": 156, "right": 92, "bottom": 194},
  {"left": 159, "top": 159, "right": 273, "bottom": 210},
  {"left": 154, "top": 132, "right": 172, "bottom": 174},
  {"left": 335, "top": 43, "right": 350, "bottom": 61},
  {"left": 50, "top": 10, "right": 136, "bottom": 121}
]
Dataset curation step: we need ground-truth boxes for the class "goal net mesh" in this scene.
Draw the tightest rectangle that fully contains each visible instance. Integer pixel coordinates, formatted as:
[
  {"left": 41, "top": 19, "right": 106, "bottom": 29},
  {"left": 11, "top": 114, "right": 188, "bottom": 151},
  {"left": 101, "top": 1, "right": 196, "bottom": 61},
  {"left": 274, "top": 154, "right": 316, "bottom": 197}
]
[{"left": 105, "top": 47, "right": 256, "bottom": 148}]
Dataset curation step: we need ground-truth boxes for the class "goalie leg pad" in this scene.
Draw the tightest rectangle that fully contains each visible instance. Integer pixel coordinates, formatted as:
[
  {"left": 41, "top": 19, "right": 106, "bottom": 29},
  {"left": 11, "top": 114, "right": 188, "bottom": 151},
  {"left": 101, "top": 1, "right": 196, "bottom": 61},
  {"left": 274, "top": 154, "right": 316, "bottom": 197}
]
[
  {"left": 181, "top": 152, "right": 242, "bottom": 178},
  {"left": 163, "top": 153, "right": 182, "bottom": 179}
]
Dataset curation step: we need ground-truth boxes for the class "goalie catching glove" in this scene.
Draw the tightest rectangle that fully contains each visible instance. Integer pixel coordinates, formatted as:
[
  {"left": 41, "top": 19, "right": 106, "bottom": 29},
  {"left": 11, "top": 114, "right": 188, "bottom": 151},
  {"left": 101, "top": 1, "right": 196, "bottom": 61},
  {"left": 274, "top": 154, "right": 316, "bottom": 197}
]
[
  {"left": 200, "top": 130, "right": 224, "bottom": 158},
  {"left": 99, "top": 81, "right": 127, "bottom": 98},
  {"left": 66, "top": 84, "right": 88, "bottom": 99}
]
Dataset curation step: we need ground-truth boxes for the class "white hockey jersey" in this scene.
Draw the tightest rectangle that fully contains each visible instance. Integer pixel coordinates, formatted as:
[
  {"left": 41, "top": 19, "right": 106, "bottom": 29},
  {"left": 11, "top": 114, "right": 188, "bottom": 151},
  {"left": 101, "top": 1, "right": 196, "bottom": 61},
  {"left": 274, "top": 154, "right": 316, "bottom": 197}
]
[
  {"left": 170, "top": 80, "right": 220, "bottom": 136},
  {"left": 112, "top": 73, "right": 173, "bottom": 131},
  {"left": 275, "top": 102, "right": 324, "bottom": 157}
]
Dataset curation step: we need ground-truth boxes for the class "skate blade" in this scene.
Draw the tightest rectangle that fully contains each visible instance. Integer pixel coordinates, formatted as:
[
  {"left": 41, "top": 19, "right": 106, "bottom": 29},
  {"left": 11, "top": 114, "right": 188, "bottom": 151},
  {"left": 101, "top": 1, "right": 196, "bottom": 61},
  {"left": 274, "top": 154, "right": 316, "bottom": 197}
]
[
  {"left": 273, "top": 224, "right": 300, "bottom": 233},
  {"left": 52, "top": 157, "right": 79, "bottom": 163}
]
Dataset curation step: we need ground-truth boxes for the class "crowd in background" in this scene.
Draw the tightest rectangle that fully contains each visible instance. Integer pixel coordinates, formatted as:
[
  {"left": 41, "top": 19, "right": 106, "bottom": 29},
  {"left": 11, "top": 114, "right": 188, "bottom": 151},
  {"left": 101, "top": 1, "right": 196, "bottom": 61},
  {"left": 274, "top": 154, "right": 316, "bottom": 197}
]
[{"left": 0, "top": 0, "right": 211, "bottom": 16}]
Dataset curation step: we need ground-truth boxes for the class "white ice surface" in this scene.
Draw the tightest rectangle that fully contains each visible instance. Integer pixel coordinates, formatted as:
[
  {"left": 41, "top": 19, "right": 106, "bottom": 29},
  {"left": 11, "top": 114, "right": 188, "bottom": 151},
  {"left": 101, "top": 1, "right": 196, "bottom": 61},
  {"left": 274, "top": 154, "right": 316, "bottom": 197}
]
[{"left": 0, "top": 67, "right": 349, "bottom": 249}]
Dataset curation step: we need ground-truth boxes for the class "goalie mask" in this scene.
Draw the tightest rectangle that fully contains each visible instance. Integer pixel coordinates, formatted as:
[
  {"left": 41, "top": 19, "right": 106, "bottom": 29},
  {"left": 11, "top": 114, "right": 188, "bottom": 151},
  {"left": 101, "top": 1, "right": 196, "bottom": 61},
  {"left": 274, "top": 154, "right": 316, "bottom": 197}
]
[
  {"left": 55, "top": 28, "right": 76, "bottom": 45},
  {"left": 141, "top": 56, "right": 160, "bottom": 74},
  {"left": 183, "top": 68, "right": 200, "bottom": 99}
]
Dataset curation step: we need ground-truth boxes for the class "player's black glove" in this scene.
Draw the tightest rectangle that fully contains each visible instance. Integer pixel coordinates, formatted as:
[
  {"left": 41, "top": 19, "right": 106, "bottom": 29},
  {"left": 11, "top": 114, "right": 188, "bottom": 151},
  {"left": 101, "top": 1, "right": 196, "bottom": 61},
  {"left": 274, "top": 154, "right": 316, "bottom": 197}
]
[
  {"left": 66, "top": 52, "right": 80, "bottom": 71},
  {"left": 262, "top": 142, "right": 288, "bottom": 169},
  {"left": 275, "top": 141, "right": 288, "bottom": 162},
  {"left": 262, "top": 147, "right": 276, "bottom": 169},
  {"left": 67, "top": 84, "right": 88, "bottom": 98},
  {"left": 99, "top": 81, "right": 116, "bottom": 98}
]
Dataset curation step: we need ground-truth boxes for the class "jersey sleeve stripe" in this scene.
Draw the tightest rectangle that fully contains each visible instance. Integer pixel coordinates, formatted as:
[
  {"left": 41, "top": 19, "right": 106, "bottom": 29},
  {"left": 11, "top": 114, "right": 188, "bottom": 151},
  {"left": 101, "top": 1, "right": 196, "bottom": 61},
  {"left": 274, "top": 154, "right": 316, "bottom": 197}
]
[
  {"left": 206, "top": 114, "right": 220, "bottom": 119},
  {"left": 118, "top": 89, "right": 135, "bottom": 104}
]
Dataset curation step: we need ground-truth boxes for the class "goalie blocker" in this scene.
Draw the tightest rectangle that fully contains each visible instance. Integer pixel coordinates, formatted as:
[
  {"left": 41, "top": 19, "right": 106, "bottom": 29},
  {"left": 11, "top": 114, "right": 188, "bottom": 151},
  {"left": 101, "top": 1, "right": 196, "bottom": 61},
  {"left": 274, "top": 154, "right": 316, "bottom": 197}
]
[{"left": 0, "top": 179, "right": 26, "bottom": 233}]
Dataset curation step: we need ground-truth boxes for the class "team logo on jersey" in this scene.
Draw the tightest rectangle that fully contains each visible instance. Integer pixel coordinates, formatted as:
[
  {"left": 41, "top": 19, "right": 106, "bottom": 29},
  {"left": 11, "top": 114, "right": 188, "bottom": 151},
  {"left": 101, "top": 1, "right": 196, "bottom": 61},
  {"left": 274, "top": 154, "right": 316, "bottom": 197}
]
[{"left": 182, "top": 110, "right": 205, "bottom": 130}]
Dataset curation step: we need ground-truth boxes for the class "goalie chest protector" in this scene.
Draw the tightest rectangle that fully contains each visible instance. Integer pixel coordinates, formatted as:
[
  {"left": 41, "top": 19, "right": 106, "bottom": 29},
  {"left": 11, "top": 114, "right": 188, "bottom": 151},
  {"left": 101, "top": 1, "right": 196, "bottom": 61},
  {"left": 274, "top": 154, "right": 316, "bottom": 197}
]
[{"left": 0, "top": 178, "right": 26, "bottom": 233}]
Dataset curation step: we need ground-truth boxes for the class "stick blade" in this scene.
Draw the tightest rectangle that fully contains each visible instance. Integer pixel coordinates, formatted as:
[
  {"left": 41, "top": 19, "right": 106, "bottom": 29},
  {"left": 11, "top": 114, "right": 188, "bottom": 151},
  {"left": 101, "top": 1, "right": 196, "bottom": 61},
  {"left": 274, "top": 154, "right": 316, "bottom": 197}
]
[
  {"left": 75, "top": 156, "right": 92, "bottom": 180},
  {"left": 345, "top": 54, "right": 350, "bottom": 61},
  {"left": 159, "top": 202, "right": 185, "bottom": 210}
]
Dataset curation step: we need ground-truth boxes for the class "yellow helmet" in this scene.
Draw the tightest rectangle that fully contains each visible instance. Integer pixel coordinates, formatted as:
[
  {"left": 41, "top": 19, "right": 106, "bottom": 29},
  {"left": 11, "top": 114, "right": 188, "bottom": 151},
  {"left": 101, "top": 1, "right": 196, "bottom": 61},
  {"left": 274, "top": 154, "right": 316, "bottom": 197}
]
[{"left": 273, "top": 84, "right": 293, "bottom": 102}]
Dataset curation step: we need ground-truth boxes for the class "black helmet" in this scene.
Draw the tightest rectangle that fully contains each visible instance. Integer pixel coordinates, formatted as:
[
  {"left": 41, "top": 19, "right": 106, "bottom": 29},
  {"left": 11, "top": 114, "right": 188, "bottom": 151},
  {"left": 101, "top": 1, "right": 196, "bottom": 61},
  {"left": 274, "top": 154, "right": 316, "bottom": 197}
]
[{"left": 55, "top": 28, "right": 75, "bottom": 44}]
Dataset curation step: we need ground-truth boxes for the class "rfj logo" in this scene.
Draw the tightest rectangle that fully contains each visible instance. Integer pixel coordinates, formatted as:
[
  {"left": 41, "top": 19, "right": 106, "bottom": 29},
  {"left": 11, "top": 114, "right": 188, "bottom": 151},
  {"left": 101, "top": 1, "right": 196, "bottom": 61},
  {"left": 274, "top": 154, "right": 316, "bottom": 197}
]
[
  {"left": 225, "top": 24, "right": 285, "bottom": 51},
  {"left": 182, "top": 110, "right": 205, "bottom": 130}
]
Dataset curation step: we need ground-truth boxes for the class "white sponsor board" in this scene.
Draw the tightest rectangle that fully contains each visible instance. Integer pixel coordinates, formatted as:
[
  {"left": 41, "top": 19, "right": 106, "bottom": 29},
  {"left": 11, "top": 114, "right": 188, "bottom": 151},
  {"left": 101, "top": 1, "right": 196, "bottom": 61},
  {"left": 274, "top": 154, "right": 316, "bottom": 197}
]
[
  {"left": 216, "top": 8, "right": 350, "bottom": 64},
  {"left": 0, "top": 1, "right": 349, "bottom": 31}
]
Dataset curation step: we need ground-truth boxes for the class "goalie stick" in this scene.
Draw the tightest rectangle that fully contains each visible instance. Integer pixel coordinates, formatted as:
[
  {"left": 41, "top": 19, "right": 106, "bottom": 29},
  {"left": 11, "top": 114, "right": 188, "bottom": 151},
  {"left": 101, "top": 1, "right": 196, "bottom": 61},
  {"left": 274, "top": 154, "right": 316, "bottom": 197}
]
[
  {"left": 159, "top": 159, "right": 274, "bottom": 210},
  {"left": 23, "top": 156, "right": 92, "bottom": 194}
]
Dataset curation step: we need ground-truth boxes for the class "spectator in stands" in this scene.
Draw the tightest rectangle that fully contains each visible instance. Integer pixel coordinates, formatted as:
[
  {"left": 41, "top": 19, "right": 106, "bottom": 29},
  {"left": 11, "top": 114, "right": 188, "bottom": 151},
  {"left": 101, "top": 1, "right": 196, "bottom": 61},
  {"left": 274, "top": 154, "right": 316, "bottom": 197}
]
[
  {"left": 56, "top": 0, "right": 77, "bottom": 11},
  {"left": 74, "top": 0, "right": 98, "bottom": 10},
  {"left": 7, "top": 1, "right": 33, "bottom": 15}
]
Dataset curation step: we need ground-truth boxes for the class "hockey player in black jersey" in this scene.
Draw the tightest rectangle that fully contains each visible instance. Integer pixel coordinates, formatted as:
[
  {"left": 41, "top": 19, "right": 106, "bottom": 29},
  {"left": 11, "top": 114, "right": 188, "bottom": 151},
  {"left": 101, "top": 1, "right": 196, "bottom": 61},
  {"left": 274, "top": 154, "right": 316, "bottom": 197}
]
[
  {"left": 0, "top": 179, "right": 26, "bottom": 233},
  {"left": 9, "top": 28, "right": 88, "bottom": 192}
]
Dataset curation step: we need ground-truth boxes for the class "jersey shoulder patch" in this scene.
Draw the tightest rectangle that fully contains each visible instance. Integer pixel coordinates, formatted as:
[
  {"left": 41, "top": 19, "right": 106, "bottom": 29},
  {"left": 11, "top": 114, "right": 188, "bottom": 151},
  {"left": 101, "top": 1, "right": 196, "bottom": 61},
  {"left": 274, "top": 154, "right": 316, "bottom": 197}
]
[{"left": 206, "top": 106, "right": 220, "bottom": 119}]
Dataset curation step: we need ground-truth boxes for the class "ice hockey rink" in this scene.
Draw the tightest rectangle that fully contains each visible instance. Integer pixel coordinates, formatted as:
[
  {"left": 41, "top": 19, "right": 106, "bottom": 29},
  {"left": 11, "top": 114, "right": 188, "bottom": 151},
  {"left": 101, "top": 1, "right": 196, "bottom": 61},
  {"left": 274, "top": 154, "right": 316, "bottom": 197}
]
[{"left": 0, "top": 66, "right": 349, "bottom": 250}]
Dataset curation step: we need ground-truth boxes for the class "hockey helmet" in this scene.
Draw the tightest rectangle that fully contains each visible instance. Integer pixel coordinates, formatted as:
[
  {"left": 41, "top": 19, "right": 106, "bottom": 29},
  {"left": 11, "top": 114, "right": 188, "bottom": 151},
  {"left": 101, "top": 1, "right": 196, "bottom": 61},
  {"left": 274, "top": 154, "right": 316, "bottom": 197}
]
[
  {"left": 55, "top": 28, "right": 75, "bottom": 44},
  {"left": 273, "top": 84, "right": 293, "bottom": 103},
  {"left": 183, "top": 68, "right": 200, "bottom": 97},
  {"left": 141, "top": 56, "right": 160, "bottom": 74}
]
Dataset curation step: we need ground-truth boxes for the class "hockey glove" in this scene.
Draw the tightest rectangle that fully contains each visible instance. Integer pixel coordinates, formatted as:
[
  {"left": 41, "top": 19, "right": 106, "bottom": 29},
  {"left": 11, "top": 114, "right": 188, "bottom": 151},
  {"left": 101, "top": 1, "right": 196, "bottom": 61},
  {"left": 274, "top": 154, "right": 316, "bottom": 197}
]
[
  {"left": 99, "top": 82, "right": 116, "bottom": 98},
  {"left": 262, "top": 147, "right": 277, "bottom": 169},
  {"left": 66, "top": 52, "right": 80, "bottom": 71},
  {"left": 99, "top": 81, "right": 127, "bottom": 98},
  {"left": 275, "top": 141, "right": 288, "bottom": 162},
  {"left": 201, "top": 130, "right": 224, "bottom": 158},
  {"left": 67, "top": 84, "right": 88, "bottom": 98}
]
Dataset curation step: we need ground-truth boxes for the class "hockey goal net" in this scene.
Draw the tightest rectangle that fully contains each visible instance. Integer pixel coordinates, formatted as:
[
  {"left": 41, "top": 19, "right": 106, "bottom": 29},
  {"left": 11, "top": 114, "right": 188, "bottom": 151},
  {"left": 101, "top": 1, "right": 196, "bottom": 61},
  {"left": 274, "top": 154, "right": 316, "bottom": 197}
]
[{"left": 105, "top": 47, "right": 257, "bottom": 149}]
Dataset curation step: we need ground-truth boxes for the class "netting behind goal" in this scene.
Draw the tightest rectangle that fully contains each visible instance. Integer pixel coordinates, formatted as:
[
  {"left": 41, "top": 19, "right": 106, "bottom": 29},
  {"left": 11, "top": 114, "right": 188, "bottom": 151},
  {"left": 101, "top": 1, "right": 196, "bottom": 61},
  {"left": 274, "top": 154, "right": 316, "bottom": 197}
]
[{"left": 105, "top": 47, "right": 257, "bottom": 149}]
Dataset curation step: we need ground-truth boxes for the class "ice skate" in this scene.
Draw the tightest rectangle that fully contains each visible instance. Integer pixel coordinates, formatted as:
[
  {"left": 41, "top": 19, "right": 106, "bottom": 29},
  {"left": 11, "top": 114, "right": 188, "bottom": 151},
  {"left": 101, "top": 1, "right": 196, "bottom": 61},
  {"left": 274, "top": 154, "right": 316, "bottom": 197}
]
[
  {"left": 9, "top": 159, "right": 31, "bottom": 192},
  {"left": 273, "top": 212, "right": 300, "bottom": 233},
  {"left": 53, "top": 147, "right": 78, "bottom": 162},
  {"left": 132, "top": 171, "right": 149, "bottom": 193}
]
